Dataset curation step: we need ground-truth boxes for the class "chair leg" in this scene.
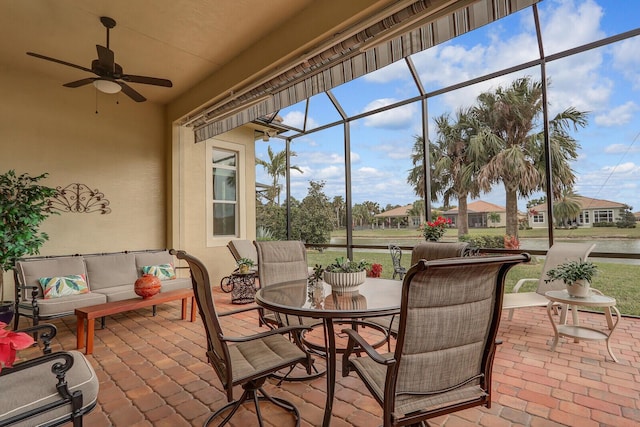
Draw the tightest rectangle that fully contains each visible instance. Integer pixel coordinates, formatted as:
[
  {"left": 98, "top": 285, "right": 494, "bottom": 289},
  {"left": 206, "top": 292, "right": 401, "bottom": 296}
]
[{"left": 204, "top": 379, "right": 301, "bottom": 427}]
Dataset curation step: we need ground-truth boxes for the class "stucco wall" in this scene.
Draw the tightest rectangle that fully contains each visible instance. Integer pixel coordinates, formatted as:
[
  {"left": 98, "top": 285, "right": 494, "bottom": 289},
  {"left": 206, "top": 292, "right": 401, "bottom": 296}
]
[
  {"left": 171, "top": 125, "right": 257, "bottom": 286},
  {"left": 1, "top": 66, "right": 166, "bottom": 296}
]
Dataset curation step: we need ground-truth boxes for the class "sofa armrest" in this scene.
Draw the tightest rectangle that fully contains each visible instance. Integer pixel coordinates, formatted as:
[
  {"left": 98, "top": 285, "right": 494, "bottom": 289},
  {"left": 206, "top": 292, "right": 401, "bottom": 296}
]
[{"left": 15, "top": 323, "right": 57, "bottom": 354}]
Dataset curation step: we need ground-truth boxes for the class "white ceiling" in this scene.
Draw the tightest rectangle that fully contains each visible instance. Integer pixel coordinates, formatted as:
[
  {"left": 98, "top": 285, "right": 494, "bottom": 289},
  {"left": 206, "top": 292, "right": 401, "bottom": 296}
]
[{"left": 0, "top": 0, "right": 320, "bottom": 105}]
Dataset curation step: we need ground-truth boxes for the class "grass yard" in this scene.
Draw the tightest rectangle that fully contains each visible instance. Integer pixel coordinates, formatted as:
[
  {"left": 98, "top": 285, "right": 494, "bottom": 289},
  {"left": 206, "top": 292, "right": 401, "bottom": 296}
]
[{"left": 307, "top": 249, "right": 640, "bottom": 317}]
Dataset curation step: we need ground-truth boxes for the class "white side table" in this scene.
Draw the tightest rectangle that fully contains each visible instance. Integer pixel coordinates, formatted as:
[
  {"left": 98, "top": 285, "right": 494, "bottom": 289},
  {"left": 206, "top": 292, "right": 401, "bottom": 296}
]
[{"left": 545, "top": 289, "right": 621, "bottom": 363}]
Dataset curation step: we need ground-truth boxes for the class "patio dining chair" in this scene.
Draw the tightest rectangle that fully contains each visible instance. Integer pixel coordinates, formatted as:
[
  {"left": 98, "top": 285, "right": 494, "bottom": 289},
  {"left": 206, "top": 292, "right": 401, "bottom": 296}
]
[
  {"left": 388, "top": 244, "right": 407, "bottom": 280},
  {"left": 171, "top": 249, "right": 310, "bottom": 426},
  {"left": 370, "top": 241, "right": 473, "bottom": 341},
  {"left": 254, "top": 240, "right": 326, "bottom": 380},
  {"left": 342, "top": 254, "right": 529, "bottom": 427}
]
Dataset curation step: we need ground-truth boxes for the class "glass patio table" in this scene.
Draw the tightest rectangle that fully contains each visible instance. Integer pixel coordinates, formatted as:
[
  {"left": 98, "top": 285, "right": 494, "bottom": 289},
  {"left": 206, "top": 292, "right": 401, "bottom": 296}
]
[{"left": 255, "top": 277, "right": 401, "bottom": 427}]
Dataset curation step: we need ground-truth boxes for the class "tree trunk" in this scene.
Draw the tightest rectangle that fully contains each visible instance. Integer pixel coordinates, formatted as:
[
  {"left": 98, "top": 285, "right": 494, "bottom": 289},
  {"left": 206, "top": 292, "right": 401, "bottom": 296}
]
[
  {"left": 505, "top": 187, "right": 519, "bottom": 238},
  {"left": 457, "top": 196, "right": 469, "bottom": 236}
]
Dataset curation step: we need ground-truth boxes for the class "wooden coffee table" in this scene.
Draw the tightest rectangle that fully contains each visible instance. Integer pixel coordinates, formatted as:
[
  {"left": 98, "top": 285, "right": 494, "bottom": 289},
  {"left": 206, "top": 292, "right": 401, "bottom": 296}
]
[{"left": 75, "top": 288, "right": 196, "bottom": 354}]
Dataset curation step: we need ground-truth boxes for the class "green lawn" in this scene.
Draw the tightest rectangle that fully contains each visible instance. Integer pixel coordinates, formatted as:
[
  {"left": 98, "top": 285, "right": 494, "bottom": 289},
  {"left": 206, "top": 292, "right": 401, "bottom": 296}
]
[{"left": 307, "top": 249, "right": 640, "bottom": 317}]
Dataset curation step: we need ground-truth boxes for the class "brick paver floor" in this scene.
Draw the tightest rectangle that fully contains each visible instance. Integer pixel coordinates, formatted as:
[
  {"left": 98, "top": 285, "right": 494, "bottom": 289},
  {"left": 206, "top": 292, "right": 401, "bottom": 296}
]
[{"left": 18, "top": 285, "right": 640, "bottom": 426}]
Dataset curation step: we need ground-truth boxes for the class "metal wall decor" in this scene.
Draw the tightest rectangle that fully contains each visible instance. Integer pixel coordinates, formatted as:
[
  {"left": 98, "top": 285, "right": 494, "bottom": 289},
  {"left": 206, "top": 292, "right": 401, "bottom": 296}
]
[{"left": 47, "top": 183, "right": 111, "bottom": 214}]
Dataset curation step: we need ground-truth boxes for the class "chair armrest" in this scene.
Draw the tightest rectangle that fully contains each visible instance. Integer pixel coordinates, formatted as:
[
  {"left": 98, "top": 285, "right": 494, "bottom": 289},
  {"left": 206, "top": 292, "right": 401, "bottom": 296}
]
[
  {"left": 222, "top": 325, "right": 311, "bottom": 343},
  {"left": 512, "top": 278, "right": 537, "bottom": 293},
  {"left": 0, "top": 351, "right": 73, "bottom": 377},
  {"left": 218, "top": 306, "right": 261, "bottom": 317},
  {"left": 16, "top": 323, "right": 57, "bottom": 354},
  {"left": 341, "top": 328, "right": 394, "bottom": 377}
]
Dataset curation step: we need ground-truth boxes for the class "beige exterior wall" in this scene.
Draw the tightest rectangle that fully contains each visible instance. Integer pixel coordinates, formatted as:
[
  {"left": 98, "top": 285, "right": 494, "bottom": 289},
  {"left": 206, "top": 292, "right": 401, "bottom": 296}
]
[
  {"left": 170, "top": 125, "right": 256, "bottom": 287},
  {"left": 1, "top": 66, "right": 166, "bottom": 297}
]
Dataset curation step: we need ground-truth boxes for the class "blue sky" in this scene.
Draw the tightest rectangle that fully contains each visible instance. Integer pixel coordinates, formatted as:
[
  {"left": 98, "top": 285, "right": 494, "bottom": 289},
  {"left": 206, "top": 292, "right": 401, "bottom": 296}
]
[{"left": 256, "top": 0, "right": 640, "bottom": 213}]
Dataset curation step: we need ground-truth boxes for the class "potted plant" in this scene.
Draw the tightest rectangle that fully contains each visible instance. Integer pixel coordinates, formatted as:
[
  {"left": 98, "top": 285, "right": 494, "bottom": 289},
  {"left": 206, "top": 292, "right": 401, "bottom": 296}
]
[
  {"left": 545, "top": 258, "right": 598, "bottom": 297},
  {"left": 236, "top": 257, "right": 255, "bottom": 274},
  {"left": 0, "top": 170, "right": 58, "bottom": 324},
  {"left": 322, "top": 257, "right": 371, "bottom": 291},
  {"left": 421, "top": 216, "right": 452, "bottom": 241}
]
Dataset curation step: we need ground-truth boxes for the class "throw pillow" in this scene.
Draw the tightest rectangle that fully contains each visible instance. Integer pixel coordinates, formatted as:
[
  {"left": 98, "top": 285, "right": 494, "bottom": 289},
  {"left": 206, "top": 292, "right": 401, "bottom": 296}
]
[
  {"left": 39, "top": 274, "right": 90, "bottom": 299},
  {"left": 142, "top": 263, "right": 176, "bottom": 280}
]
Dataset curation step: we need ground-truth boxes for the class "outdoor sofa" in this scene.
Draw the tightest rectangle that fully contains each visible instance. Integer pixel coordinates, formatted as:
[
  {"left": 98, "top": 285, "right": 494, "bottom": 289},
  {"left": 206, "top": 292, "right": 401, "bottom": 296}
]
[{"left": 12, "top": 249, "right": 191, "bottom": 328}]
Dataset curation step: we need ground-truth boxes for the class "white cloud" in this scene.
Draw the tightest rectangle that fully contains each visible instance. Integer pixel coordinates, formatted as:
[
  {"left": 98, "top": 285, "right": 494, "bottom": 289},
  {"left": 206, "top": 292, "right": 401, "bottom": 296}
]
[
  {"left": 363, "top": 61, "right": 410, "bottom": 83},
  {"left": 595, "top": 101, "right": 639, "bottom": 126},
  {"left": 281, "top": 110, "right": 319, "bottom": 130},
  {"left": 362, "top": 99, "right": 416, "bottom": 128},
  {"left": 605, "top": 143, "right": 640, "bottom": 154},
  {"left": 612, "top": 37, "right": 640, "bottom": 89}
]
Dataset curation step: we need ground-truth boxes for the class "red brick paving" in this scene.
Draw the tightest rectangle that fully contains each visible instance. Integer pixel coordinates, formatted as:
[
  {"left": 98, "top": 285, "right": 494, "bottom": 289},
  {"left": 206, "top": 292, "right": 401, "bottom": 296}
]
[{"left": 17, "top": 284, "right": 640, "bottom": 426}]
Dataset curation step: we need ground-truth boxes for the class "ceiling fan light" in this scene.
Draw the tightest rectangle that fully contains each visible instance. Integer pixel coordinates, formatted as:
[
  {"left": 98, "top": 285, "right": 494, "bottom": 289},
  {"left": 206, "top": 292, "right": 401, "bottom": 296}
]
[{"left": 93, "top": 79, "right": 121, "bottom": 94}]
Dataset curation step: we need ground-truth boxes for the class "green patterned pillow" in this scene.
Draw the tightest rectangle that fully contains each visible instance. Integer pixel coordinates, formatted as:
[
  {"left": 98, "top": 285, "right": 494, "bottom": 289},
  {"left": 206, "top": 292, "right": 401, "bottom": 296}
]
[
  {"left": 39, "top": 274, "right": 90, "bottom": 299},
  {"left": 142, "top": 263, "right": 176, "bottom": 280}
]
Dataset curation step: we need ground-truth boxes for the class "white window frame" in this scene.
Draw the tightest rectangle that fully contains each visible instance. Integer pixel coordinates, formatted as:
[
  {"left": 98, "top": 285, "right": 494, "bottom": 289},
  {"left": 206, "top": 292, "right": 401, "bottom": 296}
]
[
  {"left": 532, "top": 213, "right": 544, "bottom": 223},
  {"left": 593, "top": 209, "right": 613, "bottom": 223},
  {"left": 206, "top": 139, "right": 246, "bottom": 247},
  {"left": 579, "top": 211, "right": 590, "bottom": 224}
]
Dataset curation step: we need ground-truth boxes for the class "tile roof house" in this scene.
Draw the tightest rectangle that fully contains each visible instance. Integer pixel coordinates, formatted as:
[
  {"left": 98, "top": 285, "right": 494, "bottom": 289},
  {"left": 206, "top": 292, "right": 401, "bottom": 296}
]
[
  {"left": 527, "top": 196, "right": 627, "bottom": 228},
  {"left": 374, "top": 204, "right": 421, "bottom": 228},
  {"left": 443, "top": 200, "right": 507, "bottom": 228}
]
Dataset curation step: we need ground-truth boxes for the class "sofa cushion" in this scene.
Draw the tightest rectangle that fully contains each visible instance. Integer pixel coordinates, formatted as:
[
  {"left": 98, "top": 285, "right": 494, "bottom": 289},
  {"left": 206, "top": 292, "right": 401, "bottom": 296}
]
[
  {"left": 18, "top": 292, "right": 107, "bottom": 317},
  {"left": 0, "top": 350, "right": 98, "bottom": 426},
  {"left": 91, "top": 285, "right": 138, "bottom": 302},
  {"left": 134, "top": 251, "right": 175, "bottom": 275},
  {"left": 159, "top": 277, "right": 192, "bottom": 292},
  {"left": 142, "top": 263, "right": 176, "bottom": 280},
  {"left": 39, "top": 274, "right": 90, "bottom": 299},
  {"left": 84, "top": 253, "right": 138, "bottom": 291},
  {"left": 15, "top": 257, "right": 87, "bottom": 298}
]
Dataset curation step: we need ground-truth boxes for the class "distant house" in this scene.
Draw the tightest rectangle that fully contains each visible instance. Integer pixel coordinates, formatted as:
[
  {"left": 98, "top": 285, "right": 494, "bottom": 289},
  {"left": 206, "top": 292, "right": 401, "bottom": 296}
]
[
  {"left": 443, "top": 200, "right": 507, "bottom": 228},
  {"left": 374, "top": 204, "right": 421, "bottom": 228},
  {"left": 527, "top": 196, "right": 627, "bottom": 228}
]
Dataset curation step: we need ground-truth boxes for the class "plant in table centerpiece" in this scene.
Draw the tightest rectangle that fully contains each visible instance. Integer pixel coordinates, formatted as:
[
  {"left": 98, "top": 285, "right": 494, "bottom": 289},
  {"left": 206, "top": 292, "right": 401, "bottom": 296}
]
[
  {"left": 236, "top": 257, "right": 255, "bottom": 274},
  {"left": 0, "top": 321, "right": 35, "bottom": 372},
  {"left": 322, "top": 257, "right": 371, "bottom": 290},
  {"left": 421, "top": 216, "right": 452, "bottom": 241},
  {"left": 545, "top": 258, "right": 598, "bottom": 297},
  {"left": 0, "top": 170, "right": 58, "bottom": 324}
]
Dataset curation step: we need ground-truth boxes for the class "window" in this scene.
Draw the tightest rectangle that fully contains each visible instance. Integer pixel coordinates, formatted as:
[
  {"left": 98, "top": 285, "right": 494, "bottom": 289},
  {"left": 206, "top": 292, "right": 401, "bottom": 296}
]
[
  {"left": 579, "top": 211, "right": 590, "bottom": 224},
  {"left": 593, "top": 210, "right": 613, "bottom": 223},
  {"left": 206, "top": 140, "right": 245, "bottom": 246},
  {"left": 533, "top": 213, "right": 544, "bottom": 223}
]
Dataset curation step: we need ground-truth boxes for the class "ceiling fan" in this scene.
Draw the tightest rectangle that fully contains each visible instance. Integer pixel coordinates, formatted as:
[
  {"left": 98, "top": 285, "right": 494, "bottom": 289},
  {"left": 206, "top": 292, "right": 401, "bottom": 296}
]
[{"left": 26, "top": 16, "right": 172, "bottom": 102}]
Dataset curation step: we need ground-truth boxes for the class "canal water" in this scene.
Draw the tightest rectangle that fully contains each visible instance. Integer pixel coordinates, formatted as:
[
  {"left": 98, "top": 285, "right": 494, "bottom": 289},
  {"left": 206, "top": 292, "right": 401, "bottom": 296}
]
[{"left": 330, "top": 237, "right": 640, "bottom": 265}]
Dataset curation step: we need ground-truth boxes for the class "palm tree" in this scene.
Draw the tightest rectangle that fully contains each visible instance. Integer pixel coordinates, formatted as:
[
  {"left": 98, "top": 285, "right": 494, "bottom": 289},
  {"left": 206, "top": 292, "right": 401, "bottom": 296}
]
[
  {"left": 431, "top": 108, "right": 485, "bottom": 236},
  {"left": 407, "top": 136, "right": 441, "bottom": 202},
  {"left": 331, "top": 195, "right": 345, "bottom": 227},
  {"left": 408, "top": 199, "right": 425, "bottom": 225},
  {"left": 553, "top": 187, "right": 582, "bottom": 228},
  {"left": 256, "top": 146, "right": 303, "bottom": 205},
  {"left": 472, "top": 76, "right": 587, "bottom": 237}
]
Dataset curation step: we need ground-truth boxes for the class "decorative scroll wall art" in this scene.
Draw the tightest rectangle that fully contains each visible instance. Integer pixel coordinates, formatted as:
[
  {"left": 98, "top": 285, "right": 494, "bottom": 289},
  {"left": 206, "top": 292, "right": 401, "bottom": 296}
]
[{"left": 47, "top": 183, "right": 111, "bottom": 214}]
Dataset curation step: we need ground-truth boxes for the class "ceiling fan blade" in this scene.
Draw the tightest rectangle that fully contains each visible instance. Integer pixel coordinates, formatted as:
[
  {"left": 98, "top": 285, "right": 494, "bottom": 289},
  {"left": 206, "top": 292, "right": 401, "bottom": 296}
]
[
  {"left": 63, "top": 78, "right": 97, "bottom": 88},
  {"left": 27, "top": 52, "right": 94, "bottom": 74},
  {"left": 96, "top": 45, "right": 114, "bottom": 70},
  {"left": 118, "top": 81, "right": 146, "bottom": 102},
  {"left": 121, "top": 74, "right": 173, "bottom": 87}
]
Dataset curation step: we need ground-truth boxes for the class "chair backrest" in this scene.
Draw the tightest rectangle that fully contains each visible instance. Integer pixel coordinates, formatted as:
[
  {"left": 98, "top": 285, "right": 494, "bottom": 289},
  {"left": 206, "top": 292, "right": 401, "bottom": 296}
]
[
  {"left": 391, "top": 254, "right": 529, "bottom": 417},
  {"left": 254, "top": 241, "right": 309, "bottom": 287},
  {"left": 227, "top": 239, "right": 258, "bottom": 264},
  {"left": 410, "top": 241, "right": 470, "bottom": 264},
  {"left": 388, "top": 244, "right": 404, "bottom": 270},
  {"left": 535, "top": 242, "right": 596, "bottom": 295},
  {"left": 171, "top": 250, "right": 233, "bottom": 399}
]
